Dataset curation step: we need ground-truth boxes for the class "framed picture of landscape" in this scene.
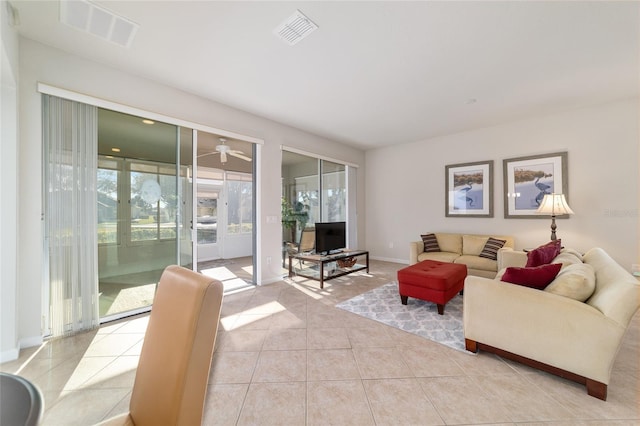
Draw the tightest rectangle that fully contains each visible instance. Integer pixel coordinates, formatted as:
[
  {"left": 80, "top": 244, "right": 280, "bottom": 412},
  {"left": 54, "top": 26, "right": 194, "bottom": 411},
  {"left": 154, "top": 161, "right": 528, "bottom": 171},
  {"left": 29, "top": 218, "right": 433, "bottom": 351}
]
[
  {"left": 445, "top": 160, "right": 493, "bottom": 217},
  {"left": 503, "top": 151, "right": 568, "bottom": 218}
]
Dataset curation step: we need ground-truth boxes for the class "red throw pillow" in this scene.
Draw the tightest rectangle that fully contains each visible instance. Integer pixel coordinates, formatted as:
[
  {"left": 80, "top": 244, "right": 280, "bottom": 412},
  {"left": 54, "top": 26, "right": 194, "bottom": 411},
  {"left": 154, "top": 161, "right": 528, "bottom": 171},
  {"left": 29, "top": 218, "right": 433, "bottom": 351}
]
[
  {"left": 501, "top": 263, "right": 562, "bottom": 290},
  {"left": 526, "top": 240, "right": 562, "bottom": 267}
]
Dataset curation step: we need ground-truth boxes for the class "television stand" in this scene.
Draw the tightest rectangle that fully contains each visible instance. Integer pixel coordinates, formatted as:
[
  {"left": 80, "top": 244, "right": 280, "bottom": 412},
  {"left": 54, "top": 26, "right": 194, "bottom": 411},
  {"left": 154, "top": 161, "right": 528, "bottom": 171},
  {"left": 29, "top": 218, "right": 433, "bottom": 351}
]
[{"left": 288, "top": 249, "right": 369, "bottom": 289}]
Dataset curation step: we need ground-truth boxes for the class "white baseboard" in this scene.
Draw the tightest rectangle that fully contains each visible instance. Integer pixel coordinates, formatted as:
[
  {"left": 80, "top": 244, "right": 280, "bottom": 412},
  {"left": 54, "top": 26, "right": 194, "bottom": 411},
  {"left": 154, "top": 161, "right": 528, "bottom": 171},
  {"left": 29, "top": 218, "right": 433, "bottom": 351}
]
[
  {"left": 369, "top": 255, "right": 408, "bottom": 264},
  {"left": 1, "top": 335, "right": 44, "bottom": 363},
  {"left": 19, "top": 335, "right": 43, "bottom": 350},
  {"left": 260, "top": 275, "right": 286, "bottom": 285},
  {"left": 0, "top": 347, "right": 19, "bottom": 363}
]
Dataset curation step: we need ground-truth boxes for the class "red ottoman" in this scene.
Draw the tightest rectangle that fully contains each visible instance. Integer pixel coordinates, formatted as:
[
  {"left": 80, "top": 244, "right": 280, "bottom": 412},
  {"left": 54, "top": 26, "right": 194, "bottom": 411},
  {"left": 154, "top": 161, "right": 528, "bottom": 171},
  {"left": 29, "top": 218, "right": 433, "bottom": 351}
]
[{"left": 397, "top": 260, "right": 467, "bottom": 315}]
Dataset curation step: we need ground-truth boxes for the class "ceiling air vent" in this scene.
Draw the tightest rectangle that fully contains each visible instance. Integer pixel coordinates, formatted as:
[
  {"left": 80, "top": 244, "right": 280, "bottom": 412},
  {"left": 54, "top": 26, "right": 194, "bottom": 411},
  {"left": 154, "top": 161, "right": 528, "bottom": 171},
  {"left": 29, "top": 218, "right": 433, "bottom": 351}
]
[
  {"left": 274, "top": 10, "right": 318, "bottom": 46},
  {"left": 59, "top": 0, "right": 139, "bottom": 48}
]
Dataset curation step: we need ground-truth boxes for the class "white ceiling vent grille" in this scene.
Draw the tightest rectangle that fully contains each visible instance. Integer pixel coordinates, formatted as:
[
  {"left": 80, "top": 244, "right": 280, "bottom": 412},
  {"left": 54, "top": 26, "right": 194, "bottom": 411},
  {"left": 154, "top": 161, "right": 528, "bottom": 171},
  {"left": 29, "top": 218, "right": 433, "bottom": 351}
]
[
  {"left": 274, "top": 10, "right": 318, "bottom": 46},
  {"left": 59, "top": 0, "right": 139, "bottom": 48}
]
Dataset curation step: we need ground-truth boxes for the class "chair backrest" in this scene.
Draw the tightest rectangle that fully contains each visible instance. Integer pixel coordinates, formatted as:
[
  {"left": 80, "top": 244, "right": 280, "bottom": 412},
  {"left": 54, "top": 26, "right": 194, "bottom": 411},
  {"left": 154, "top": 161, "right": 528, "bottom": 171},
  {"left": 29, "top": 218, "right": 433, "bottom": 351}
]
[
  {"left": 128, "top": 265, "right": 224, "bottom": 426},
  {"left": 299, "top": 227, "right": 315, "bottom": 252}
]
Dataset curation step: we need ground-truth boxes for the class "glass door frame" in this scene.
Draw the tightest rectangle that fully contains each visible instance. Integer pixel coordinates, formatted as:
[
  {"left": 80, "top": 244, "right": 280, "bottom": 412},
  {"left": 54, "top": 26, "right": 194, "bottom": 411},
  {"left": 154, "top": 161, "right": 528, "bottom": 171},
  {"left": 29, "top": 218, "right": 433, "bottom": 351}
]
[{"left": 190, "top": 129, "right": 198, "bottom": 267}]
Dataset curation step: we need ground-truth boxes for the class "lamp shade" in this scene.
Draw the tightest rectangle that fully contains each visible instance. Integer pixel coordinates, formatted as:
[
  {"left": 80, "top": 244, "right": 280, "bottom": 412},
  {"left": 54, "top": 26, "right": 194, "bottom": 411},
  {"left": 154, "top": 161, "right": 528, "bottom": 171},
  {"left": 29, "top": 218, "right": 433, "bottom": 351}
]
[{"left": 536, "top": 193, "right": 574, "bottom": 216}]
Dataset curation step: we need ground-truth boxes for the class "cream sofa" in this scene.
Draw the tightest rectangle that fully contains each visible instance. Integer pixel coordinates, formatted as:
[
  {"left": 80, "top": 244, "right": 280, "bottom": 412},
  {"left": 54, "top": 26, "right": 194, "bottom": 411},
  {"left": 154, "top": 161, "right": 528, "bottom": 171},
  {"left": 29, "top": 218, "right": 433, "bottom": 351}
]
[
  {"left": 409, "top": 233, "right": 515, "bottom": 278},
  {"left": 464, "top": 247, "right": 640, "bottom": 400}
]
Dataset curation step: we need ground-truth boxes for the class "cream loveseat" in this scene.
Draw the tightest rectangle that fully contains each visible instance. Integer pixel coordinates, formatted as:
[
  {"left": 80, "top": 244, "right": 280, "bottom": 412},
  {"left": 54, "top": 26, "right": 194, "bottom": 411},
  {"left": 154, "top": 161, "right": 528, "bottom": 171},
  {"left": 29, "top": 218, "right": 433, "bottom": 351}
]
[
  {"left": 464, "top": 247, "right": 640, "bottom": 400},
  {"left": 409, "top": 233, "right": 515, "bottom": 278}
]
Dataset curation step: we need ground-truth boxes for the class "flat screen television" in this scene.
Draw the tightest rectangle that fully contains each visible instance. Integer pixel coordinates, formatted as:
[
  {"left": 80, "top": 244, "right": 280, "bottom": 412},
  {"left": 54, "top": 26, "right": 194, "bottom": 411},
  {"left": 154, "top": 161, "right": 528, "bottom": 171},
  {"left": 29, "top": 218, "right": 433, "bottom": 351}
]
[{"left": 314, "top": 221, "right": 346, "bottom": 255}]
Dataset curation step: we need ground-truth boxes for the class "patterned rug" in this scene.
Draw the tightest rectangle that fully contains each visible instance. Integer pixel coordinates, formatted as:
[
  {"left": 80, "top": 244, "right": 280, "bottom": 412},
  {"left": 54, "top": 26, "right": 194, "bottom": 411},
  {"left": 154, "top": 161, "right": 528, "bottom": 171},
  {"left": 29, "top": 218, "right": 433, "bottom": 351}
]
[{"left": 336, "top": 282, "right": 469, "bottom": 353}]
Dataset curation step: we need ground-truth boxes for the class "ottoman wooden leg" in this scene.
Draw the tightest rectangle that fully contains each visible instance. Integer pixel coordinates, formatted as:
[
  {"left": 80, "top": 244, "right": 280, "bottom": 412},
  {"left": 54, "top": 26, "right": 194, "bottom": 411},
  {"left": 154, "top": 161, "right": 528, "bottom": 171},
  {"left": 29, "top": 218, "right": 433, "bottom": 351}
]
[
  {"left": 400, "top": 295, "right": 408, "bottom": 305},
  {"left": 437, "top": 304, "right": 444, "bottom": 315},
  {"left": 465, "top": 339, "right": 478, "bottom": 353}
]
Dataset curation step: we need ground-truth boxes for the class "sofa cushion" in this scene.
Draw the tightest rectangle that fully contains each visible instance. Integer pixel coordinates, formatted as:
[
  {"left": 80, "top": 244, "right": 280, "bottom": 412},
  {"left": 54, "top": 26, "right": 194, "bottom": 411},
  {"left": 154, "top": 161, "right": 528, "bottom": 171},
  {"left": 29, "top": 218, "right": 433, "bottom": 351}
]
[
  {"left": 526, "top": 240, "right": 562, "bottom": 267},
  {"left": 501, "top": 263, "right": 562, "bottom": 289},
  {"left": 455, "top": 255, "right": 499, "bottom": 272},
  {"left": 479, "top": 237, "right": 507, "bottom": 261},
  {"left": 421, "top": 233, "right": 440, "bottom": 253},
  {"left": 436, "top": 233, "right": 463, "bottom": 254},
  {"left": 562, "top": 248, "right": 583, "bottom": 260},
  {"left": 462, "top": 235, "right": 489, "bottom": 256},
  {"left": 417, "top": 251, "right": 460, "bottom": 263},
  {"left": 544, "top": 263, "right": 596, "bottom": 302},
  {"left": 583, "top": 247, "right": 640, "bottom": 325},
  {"left": 553, "top": 249, "right": 583, "bottom": 267}
]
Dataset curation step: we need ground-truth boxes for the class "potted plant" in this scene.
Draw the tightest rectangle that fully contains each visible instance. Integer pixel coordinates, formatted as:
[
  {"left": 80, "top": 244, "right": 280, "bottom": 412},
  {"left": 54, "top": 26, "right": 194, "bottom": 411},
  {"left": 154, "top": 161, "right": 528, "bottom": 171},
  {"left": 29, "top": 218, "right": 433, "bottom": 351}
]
[{"left": 281, "top": 197, "right": 309, "bottom": 242}]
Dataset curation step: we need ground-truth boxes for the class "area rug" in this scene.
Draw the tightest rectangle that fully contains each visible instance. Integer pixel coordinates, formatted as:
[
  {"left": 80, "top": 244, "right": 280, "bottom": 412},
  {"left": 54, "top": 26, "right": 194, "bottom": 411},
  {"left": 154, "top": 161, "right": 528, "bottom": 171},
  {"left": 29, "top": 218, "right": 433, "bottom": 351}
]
[{"left": 336, "top": 282, "right": 469, "bottom": 353}]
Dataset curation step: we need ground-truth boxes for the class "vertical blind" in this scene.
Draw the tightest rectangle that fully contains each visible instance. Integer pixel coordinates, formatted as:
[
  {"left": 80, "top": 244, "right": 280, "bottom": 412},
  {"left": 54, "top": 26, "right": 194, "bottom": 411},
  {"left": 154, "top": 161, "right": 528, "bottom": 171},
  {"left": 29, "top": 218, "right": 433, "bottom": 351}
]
[{"left": 43, "top": 95, "right": 99, "bottom": 337}]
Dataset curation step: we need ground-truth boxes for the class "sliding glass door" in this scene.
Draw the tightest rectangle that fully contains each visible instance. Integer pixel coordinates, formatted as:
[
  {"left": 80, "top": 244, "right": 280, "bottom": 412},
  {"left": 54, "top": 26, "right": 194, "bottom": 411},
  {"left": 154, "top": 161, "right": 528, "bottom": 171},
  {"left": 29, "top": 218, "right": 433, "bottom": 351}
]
[
  {"left": 97, "top": 109, "right": 187, "bottom": 319},
  {"left": 44, "top": 94, "right": 257, "bottom": 330},
  {"left": 281, "top": 150, "right": 353, "bottom": 255},
  {"left": 321, "top": 160, "right": 346, "bottom": 222}
]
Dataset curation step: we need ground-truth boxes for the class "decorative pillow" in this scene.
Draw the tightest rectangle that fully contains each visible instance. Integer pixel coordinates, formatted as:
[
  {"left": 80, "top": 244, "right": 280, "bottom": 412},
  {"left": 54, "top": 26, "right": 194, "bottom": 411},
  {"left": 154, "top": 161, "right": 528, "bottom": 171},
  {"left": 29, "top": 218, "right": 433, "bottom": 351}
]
[
  {"left": 478, "top": 237, "right": 507, "bottom": 261},
  {"left": 421, "top": 233, "right": 440, "bottom": 253},
  {"left": 525, "top": 240, "right": 562, "bottom": 267},
  {"left": 501, "top": 263, "right": 562, "bottom": 290},
  {"left": 545, "top": 263, "right": 596, "bottom": 302}
]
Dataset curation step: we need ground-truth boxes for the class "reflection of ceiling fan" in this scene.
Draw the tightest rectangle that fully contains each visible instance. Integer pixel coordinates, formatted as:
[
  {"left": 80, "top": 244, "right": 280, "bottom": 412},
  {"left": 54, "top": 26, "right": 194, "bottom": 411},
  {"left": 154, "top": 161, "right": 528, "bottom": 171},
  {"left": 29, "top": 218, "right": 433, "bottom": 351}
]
[{"left": 197, "top": 138, "right": 252, "bottom": 164}]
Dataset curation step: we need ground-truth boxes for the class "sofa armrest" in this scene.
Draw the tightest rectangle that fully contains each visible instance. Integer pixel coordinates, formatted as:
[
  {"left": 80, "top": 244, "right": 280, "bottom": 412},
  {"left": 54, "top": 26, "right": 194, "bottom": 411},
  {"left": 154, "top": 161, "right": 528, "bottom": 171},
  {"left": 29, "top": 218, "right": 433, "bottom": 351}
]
[
  {"left": 497, "top": 248, "right": 527, "bottom": 270},
  {"left": 463, "top": 275, "right": 626, "bottom": 385},
  {"left": 409, "top": 241, "right": 423, "bottom": 265}
]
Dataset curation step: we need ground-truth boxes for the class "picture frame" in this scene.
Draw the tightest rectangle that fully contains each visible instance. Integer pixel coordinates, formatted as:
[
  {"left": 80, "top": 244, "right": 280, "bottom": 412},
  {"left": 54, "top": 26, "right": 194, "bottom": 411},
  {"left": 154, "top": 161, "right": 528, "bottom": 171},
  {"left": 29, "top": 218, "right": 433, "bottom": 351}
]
[
  {"left": 503, "top": 151, "right": 568, "bottom": 218},
  {"left": 445, "top": 160, "right": 493, "bottom": 217}
]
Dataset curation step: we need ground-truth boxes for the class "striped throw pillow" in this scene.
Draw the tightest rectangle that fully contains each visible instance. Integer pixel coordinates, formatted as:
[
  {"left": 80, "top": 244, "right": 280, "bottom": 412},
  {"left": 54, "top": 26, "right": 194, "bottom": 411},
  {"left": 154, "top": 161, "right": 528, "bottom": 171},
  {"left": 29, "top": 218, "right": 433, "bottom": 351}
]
[
  {"left": 479, "top": 237, "right": 506, "bottom": 261},
  {"left": 421, "top": 233, "right": 440, "bottom": 253}
]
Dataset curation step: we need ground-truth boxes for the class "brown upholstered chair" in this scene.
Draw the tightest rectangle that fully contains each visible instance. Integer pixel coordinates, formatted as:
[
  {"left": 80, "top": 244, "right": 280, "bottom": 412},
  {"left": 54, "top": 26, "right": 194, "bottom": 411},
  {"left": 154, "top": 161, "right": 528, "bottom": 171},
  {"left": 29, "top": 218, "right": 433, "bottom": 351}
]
[{"left": 98, "top": 265, "right": 224, "bottom": 426}]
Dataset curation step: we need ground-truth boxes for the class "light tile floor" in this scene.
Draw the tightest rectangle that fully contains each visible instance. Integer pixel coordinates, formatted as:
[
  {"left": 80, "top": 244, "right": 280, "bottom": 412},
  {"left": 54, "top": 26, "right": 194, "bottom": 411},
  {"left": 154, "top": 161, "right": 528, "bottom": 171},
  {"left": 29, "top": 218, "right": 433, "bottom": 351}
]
[{"left": 2, "top": 259, "right": 639, "bottom": 425}]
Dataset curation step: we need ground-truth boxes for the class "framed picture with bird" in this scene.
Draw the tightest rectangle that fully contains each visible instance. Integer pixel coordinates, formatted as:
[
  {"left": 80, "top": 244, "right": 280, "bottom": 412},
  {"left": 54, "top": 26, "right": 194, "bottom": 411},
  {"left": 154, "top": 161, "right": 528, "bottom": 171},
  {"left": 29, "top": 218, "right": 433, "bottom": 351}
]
[
  {"left": 445, "top": 160, "right": 494, "bottom": 217},
  {"left": 503, "top": 151, "right": 568, "bottom": 218}
]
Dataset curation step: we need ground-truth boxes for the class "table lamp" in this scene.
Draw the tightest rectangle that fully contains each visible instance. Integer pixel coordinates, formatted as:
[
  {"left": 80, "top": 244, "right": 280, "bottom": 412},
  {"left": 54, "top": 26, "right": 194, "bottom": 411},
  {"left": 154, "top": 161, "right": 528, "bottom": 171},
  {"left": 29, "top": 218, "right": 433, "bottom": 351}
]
[{"left": 536, "top": 193, "right": 574, "bottom": 241}]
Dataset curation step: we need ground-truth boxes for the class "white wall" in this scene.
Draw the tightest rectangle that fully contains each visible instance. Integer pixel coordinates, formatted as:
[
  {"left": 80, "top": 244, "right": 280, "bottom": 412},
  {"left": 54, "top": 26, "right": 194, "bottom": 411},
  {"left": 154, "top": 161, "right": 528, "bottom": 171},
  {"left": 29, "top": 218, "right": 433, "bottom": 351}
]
[
  {"left": 366, "top": 98, "right": 640, "bottom": 272},
  {"left": 1, "top": 0, "right": 20, "bottom": 362},
  {"left": 15, "top": 38, "right": 366, "bottom": 351}
]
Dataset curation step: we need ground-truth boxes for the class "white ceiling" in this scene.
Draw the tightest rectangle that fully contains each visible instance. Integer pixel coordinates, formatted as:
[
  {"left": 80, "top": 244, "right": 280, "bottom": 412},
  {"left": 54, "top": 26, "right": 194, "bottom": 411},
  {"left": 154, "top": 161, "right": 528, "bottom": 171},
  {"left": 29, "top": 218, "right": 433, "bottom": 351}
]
[{"left": 12, "top": 1, "right": 640, "bottom": 150}]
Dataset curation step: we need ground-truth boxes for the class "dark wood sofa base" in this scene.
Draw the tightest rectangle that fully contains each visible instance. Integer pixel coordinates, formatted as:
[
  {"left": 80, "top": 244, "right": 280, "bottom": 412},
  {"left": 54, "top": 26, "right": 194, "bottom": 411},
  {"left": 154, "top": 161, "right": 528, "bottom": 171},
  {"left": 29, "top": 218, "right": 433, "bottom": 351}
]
[{"left": 465, "top": 339, "right": 607, "bottom": 401}]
